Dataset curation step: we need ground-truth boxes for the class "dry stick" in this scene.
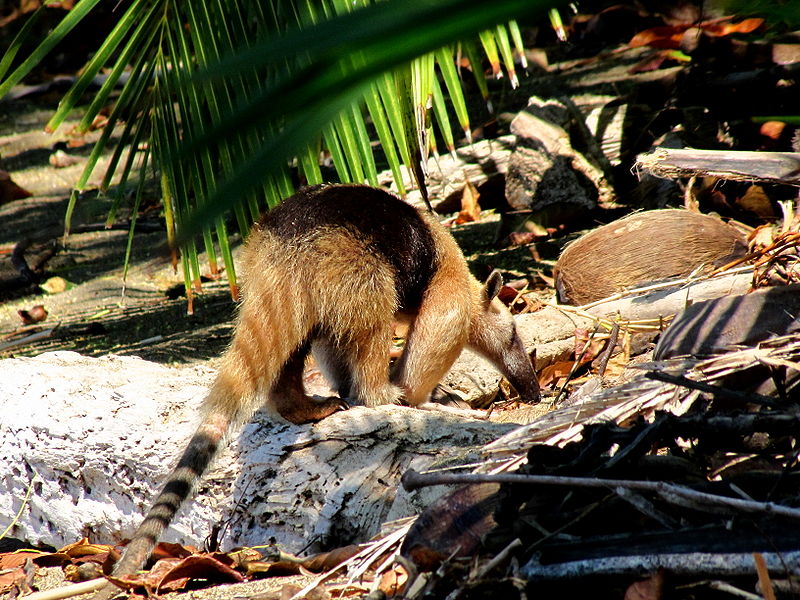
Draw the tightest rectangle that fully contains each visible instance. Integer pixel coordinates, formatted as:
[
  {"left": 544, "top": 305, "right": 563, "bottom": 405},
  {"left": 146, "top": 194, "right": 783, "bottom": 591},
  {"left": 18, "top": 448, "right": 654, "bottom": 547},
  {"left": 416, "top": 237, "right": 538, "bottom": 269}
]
[
  {"left": 523, "top": 551, "right": 800, "bottom": 581},
  {"left": 14, "top": 578, "right": 108, "bottom": 600},
  {"left": 553, "top": 324, "right": 601, "bottom": 405},
  {"left": 644, "top": 371, "right": 780, "bottom": 407},
  {"left": 474, "top": 538, "right": 523, "bottom": 580},
  {"left": 594, "top": 322, "right": 619, "bottom": 378},
  {"left": 400, "top": 470, "right": 800, "bottom": 521},
  {"left": 0, "top": 326, "right": 59, "bottom": 353},
  {"left": 0, "top": 476, "right": 35, "bottom": 541}
]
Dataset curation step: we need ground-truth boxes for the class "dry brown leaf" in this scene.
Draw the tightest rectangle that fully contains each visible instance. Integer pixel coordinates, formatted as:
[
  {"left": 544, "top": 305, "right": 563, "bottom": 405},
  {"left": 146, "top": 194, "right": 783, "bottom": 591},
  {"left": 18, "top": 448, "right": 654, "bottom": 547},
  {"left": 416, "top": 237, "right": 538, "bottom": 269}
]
[
  {"left": 629, "top": 26, "right": 685, "bottom": 49},
  {"left": 109, "top": 553, "right": 243, "bottom": 595},
  {"left": 0, "top": 567, "right": 26, "bottom": 596},
  {"left": 378, "top": 565, "right": 409, "bottom": 597},
  {"left": 18, "top": 305, "right": 48, "bottom": 325},
  {"left": 624, "top": 569, "right": 665, "bottom": 600},
  {"left": 574, "top": 329, "right": 606, "bottom": 363},
  {"left": 300, "top": 544, "right": 361, "bottom": 573},
  {"left": 537, "top": 360, "right": 575, "bottom": 388},
  {"left": 737, "top": 185, "right": 775, "bottom": 219},
  {"left": 150, "top": 541, "right": 199, "bottom": 562},
  {"left": 629, "top": 18, "right": 764, "bottom": 49},
  {"left": 708, "top": 17, "right": 764, "bottom": 36},
  {"left": 57, "top": 538, "right": 113, "bottom": 559},
  {"left": 0, "top": 552, "right": 40, "bottom": 570},
  {"left": 456, "top": 180, "right": 481, "bottom": 224},
  {"left": 748, "top": 224, "right": 776, "bottom": 250},
  {"left": 760, "top": 121, "right": 786, "bottom": 143}
]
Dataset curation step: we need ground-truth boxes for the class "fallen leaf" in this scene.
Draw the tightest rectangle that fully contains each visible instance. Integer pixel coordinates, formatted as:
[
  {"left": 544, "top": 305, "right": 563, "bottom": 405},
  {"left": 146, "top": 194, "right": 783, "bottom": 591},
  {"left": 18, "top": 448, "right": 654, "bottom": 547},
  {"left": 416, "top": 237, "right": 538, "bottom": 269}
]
[
  {"left": 629, "top": 18, "right": 764, "bottom": 50},
  {"left": 0, "top": 552, "right": 39, "bottom": 570},
  {"left": 108, "top": 553, "right": 243, "bottom": 595},
  {"left": 706, "top": 17, "right": 764, "bottom": 36},
  {"left": 57, "top": 538, "right": 114, "bottom": 559},
  {"left": 537, "top": 360, "right": 575, "bottom": 388},
  {"left": 401, "top": 483, "right": 500, "bottom": 572},
  {"left": 378, "top": 565, "right": 409, "bottom": 597},
  {"left": 300, "top": 544, "right": 361, "bottom": 573},
  {"left": 455, "top": 180, "right": 481, "bottom": 224},
  {"left": 748, "top": 224, "right": 775, "bottom": 250},
  {"left": 624, "top": 569, "right": 665, "bottom": 600},
  {"left": 150, "top": 541, "right": 199, "bottom": 562},
  {"left": 0, "top": 567, "right": 26, "bottom": 596},
  {"left": 736, "top": 185, "right": 775, "bottom": 219},
  {"left": 629, "top": 25, "right": 686, "bottom": 49},
  {"left": 154, "top": 554, "right": 243, "bottom": 593},
  {"left": 574, "top": 329, "right": 606, "bottom": 363},
  {"left": 760, "top": 121, "right": 786, "bottom": 143},
  {"left": 18, "top": 305, "right": 48, "bottom": 325},
  {"left": 40, "top": 276, "right": 74, "bottom": 294}
]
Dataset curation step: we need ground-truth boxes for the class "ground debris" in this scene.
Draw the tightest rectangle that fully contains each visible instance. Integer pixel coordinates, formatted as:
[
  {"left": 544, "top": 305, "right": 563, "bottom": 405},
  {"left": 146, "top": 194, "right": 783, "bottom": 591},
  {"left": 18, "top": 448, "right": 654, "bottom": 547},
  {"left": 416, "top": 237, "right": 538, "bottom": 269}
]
[{"left": 397, "top": 378, "right": 800, "bottom": 599}]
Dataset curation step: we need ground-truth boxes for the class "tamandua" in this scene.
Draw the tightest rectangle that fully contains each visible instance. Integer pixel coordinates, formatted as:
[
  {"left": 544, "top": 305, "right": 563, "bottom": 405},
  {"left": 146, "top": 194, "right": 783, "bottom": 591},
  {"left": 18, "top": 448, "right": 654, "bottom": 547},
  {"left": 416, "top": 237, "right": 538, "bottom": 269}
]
[{"left": 97, "top": 184, "right": 540, "bottom": 596}]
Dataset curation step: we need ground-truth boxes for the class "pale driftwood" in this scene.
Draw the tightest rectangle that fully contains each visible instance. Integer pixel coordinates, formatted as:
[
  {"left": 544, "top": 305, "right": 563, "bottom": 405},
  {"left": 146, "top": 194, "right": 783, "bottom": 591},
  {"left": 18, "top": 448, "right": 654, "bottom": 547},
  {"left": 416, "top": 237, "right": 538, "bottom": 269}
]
[
  {"left": 636, "top": 148, "right": 800, "bottom": 184},
  {"left": 0, "top": 352, "right": 518, "bottom": 553},
  {"left": 580, "top": 269, "right": 753, "bottom": 320}
]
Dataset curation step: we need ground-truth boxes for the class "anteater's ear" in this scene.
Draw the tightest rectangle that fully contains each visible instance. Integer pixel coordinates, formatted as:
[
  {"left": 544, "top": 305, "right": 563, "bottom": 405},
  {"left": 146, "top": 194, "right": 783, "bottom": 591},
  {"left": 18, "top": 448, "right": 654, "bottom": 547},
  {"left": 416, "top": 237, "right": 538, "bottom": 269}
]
[{"left": 482, "top": 270, "right": 503, "bottom": 304}]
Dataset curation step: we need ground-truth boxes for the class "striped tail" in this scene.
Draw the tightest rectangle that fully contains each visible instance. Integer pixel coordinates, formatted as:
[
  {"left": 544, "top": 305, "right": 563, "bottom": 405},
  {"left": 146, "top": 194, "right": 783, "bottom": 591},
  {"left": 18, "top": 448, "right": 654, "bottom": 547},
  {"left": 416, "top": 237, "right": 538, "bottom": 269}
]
[{"left": 94, "top": 414, "right": 229, "bottom": 599}]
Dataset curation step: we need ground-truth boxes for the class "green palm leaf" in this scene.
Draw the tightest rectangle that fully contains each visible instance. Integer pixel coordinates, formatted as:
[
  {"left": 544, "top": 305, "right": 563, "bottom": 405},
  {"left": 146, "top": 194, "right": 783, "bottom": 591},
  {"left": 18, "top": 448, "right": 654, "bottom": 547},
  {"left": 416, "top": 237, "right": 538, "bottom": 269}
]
[{"left": 1, "top": 0, "right": 560, "bottom": 309}]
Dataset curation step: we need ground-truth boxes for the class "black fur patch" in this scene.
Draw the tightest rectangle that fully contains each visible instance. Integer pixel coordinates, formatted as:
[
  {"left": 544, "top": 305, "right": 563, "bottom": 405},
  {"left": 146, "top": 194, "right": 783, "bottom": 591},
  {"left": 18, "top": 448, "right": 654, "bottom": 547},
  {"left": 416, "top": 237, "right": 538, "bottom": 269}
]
[{"left": 261, "top": 184, "right": 437, "bottom": 311}]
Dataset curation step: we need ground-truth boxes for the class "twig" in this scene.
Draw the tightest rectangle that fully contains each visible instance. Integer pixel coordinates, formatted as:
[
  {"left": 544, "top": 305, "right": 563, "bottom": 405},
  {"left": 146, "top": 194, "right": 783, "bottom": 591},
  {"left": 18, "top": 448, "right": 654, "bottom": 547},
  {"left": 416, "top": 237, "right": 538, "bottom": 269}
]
[
  {"left": 522, "top": 551, "right": 800, "bottom": 581},
  {"left": 595, "top": 322, "right": 619, "bottom": 378},
  {"left": 554, "top": 324, "right": 600, "bottom": 405},
  {"left": 0, "top": 476, "right": 35, "bottom": 541},
  {"left": 0, "top": 327, "right": 59, "bottom": 353},
  {"left": 400, "top": 470, "right": 800, "bottom": 521},
  {"left": 16, "top": 578, "right": 108, "bottom": 600},
  {"left": 474, "top": 538, "right": 523, "bottom": 580},
  {"left": 705, "top": 581, "right": 763, "bottom": 600},
  {"left": 643, "top": 371, "right": 779, "bottom": 407}
]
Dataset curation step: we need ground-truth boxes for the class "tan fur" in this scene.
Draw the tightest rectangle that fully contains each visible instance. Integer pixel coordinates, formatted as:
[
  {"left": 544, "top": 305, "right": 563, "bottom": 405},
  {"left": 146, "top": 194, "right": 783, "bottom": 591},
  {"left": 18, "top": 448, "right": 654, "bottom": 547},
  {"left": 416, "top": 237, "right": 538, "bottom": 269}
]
[{"left": 95, "top": 186, "right": 539, "bottom": 598}]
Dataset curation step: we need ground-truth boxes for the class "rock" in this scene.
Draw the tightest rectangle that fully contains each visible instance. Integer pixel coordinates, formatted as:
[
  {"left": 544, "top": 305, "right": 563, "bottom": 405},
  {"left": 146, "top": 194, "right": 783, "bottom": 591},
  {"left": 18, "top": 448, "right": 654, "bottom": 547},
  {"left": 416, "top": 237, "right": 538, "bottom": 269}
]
[
  {"left": 505, "top": 96, "right": 610, "bottom": 224},
  {"left": 0, "top": 352, "right": 517, "bottom": 553}
]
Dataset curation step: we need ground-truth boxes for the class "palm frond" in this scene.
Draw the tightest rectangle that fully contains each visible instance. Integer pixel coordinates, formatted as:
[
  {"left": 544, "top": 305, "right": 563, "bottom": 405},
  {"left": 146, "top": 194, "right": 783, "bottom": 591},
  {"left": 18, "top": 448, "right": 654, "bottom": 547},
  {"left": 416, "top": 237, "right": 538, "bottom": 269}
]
[{"left": 0, "top": 0, "right": 561, "bottom": 309}]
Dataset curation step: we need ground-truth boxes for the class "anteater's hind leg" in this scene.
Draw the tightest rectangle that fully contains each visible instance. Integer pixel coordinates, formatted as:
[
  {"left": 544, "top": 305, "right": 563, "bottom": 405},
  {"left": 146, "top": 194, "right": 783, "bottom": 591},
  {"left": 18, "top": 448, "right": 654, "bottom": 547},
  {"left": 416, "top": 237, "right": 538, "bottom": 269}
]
[
  {"left": 311, "top": 338, "right": 353, "bottom": 399},
  {"left": 271, "top": 340, "right": 345, "bottom": 424},
  {"left": 337, "top": 323, "right": 403, "bottom": 407}
]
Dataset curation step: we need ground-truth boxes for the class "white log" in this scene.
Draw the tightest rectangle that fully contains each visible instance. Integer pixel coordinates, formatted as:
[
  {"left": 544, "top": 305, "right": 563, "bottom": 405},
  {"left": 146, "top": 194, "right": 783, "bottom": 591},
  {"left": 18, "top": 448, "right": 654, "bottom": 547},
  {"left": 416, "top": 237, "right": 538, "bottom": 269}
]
[
  {"left": 0, "top": 352, "right": 518, "bottom": 554},
  {"left": 583, "top": 271, "right": 754, "bottom": 321}
]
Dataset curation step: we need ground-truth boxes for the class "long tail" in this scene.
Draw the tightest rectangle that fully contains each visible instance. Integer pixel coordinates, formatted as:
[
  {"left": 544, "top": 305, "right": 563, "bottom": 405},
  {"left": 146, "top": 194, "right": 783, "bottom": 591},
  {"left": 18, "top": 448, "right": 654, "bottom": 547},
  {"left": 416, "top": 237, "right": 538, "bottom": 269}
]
[{"left": 94, "top": 412, "right": 230, "bottom": 599}]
